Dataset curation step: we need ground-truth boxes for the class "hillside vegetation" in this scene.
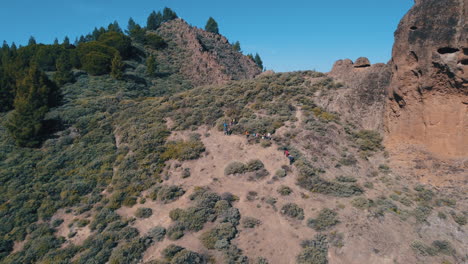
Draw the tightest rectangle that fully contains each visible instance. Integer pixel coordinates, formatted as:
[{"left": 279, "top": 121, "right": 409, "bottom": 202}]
[{"left": 0, "top": 6, "right": 466, "bottom": 264}]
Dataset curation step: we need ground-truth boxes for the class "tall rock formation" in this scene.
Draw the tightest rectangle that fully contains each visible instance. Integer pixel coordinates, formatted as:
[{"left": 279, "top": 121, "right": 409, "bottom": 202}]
[
  {"left": 385, "top": 0, "right": 467, "bottom": 157},
  {"left": 154, "top": 19, "right": 261, "bottom": 87}
]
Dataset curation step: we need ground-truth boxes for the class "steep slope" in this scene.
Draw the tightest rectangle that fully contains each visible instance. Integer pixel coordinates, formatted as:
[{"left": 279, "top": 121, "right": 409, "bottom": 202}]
[
  {"left": 385, "top": 0, "right": 467, "bottom": 158},
  {"left": 153, "top": 19, "right": 261, "bottom": 87}
]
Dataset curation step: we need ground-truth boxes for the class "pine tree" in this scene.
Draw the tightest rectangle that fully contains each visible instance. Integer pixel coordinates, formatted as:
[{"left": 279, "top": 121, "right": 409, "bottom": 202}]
[
  {"left": 6, "top": 65, "right": 59, "bottom": 147},
  {"left": 53, "top": 38, "right": 59, "bottom": 45},
  {"left": 28, "top": 36, "right": 37, "bottom": 46},
  {"left": 205, "top": 17, "right": 219, "bottom": 34},
  {"left": 146, "top": 55, "right": 157, "bottom": 76},
  {"left": 147, "top": 11, "right": 163, "bottom": 30},
  {"left": 126, "top": 18, "right": 137, "bottom": 35},
  {"left": 162, "top": 7, "right": 178, "bottom": 22},
  {"left": 254, "top": 53, "right": 264, "bottom": 70},
  {"left": 111, "top": 53, "right": 124, "bottom": 80},
  {"left": 108, "top": 21, "right": 123, "bottom": 33},
  {"left": 233, "top": 41, "right": 241, "bottom": 52},
  {"left": 63, "top": 36, "right": 70, "bottom": 48},
  {"left": 54, "top": 52, "right": 74, "bottom": 86}
]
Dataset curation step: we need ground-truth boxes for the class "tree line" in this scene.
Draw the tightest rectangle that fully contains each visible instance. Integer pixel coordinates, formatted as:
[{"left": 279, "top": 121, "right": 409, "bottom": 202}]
[{"left": 0, "top": 7, "right": 264, "bottom": 147}]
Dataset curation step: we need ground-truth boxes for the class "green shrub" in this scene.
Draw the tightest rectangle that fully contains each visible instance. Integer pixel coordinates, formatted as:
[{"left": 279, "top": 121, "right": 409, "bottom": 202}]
[
  {"left": 450, "top": 211, "right": 466, "bottom": 226},
  {"left": 145, "top": 34, "right": 167, "bottom": 49},
  {"left": 98, "top": 32, "right": 132, "bottom": 58},
  {"left": 161, "top": 139, "right": 205, "bottom": 161},
  {"left": 336, "top": 176, "right": 357, "bottom": 183},
  {"left": 275, "top": 168, "right": 287, "bottom": 178},
  {"left": 297, "top": 234, "right": 328, "bottom": 264},
  {"left": 151, "top": 185, "right": 185, "bottom": 203},
  {"left": 171, "top": 249, "right": 206, "bottom": 264},
  {"left": 224, "top": 162, "right": 247, "bottom": 175},
  {"left": 135, "top": 207, "right": 153, "bottom": 218},
  {"left": 307, "top": 208, "right": 339, "bottom": 231},
  {"left": 352, "top": 130, "right": 383, "bottom": 155},
  {"left": 281, "top": 203, "right": 304, "bottom": 220},
  {"left": 52, "top": 219, "right": 64, "bottom": 228},
  {"left": 277, "top": 185, "right": 293, "bottom": 196},
  {"left": 81, "top": 51, "right": 112, "bottom": 75},
  {"left": 431, "top": 240, "right": 455, "bottom": 255},
  {"left": 351, "top": 197, "right": 374, "bottom": 209},
  {"left": 182, "top": 168, "right": 191, "bottom": 178},
  {"left": 162, "top": 244, "right": 184, "bottom": 260},
  {"left": 148, "top": 226, "right": 166, "bottom": 241},
  {"left": 246, "top": 159, "right": 265, "bottom": 171},
  {"left": 411, "top": 241, "right": 437, "bottom": 256},
  {"left": 242, "top": 217, "right": 261, "bottom": 228},
  {"left": 167, "top": 223, "right": 185, "bottom": 240},
  {"left": 200, "top": 223, "right": 237, "bottom": 249},
  {"left": 438, "top": 211, "right": 447, "bottom": 219},
  {"left": 413, "top": 205, "right": 432, "bottom": 222}
]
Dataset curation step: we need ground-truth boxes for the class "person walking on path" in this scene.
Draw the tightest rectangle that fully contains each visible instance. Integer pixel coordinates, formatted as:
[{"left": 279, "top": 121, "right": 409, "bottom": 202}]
[{"left": 284, "top": 149, "right": 289, "bottom": 157}]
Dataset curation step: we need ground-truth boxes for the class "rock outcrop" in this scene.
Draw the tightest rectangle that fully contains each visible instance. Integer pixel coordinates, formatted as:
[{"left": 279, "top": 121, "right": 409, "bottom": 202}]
[
  {"left": 327, "top": 59, "right": 391, "bottom": 131},
  {"left": 155, "top": 19, "right": 261, "bottom": 87},
  {"left": 385, "top": 0, "right": 467, "bottom": 157}
]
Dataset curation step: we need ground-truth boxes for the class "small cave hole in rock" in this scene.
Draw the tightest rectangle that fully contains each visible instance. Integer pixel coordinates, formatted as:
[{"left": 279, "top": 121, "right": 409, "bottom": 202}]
[
  {"left": 463, "top": 48, "right": 468, "bottom": 55},
  {"left": 460, "top": 59, "right": 468, "bottom": 65},
  {"left": 437, "top": 47, "right": 459, "bottom": 54},
  {"left": 410, "top": 26, "right": 418, "bottom": 30}
]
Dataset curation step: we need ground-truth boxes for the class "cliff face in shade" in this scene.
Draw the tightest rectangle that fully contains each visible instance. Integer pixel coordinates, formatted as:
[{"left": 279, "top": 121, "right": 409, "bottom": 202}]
[
  {"left": 155, "top": 19, "right": 262, "bottom": 87},
  {"left": 385, "top": 0, "right": 467, "bottom": 157}
]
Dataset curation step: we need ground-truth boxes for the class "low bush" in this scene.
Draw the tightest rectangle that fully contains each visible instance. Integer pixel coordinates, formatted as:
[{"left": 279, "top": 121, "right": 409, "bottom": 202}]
[
  {"left": 297, "top": 234, "right": 328, "bottom": 264},
  {"left": 281, "top": 203, "right": 304, "bottom": 220},
  {"left": 450, "top": 211, "right": 466, "bottom": 226},
  {"left": 242, "top": 217, "right": 261, "bottom": 228},
  {"left": 351, "top": 197, "right": 374, "bottom": 209},
  {"left": 307, "top": 208, "right": 339, "bottom": 231},
  {"left": 145, "top": 34, "right": 167, "bottom": 49},
  {"left": 336, "top": 176, "right": 357, "bottom": 183},
  {"left": 182, "top": 168, "right": 191, "bottom": 178},
  {"left": 166, "top": 223, "right": 185, "bottom": 240},
  {"left": 200, "top": 223, "right": 237, "bottom": 249},
  {"left": 411, "top": 241, "right": 437, "bottom": 256},
  {"left": 161, "top": 139, "right": 205, "bottom": 161},
  {"left": 135, "top": 208, "right": 153, "bottom": 218},
  {"left": 277, "top": 185, "right": 293, "bottom": 196},
  {"left": 171, "top": 249, "right": 206, "bottom": 264},
  {"left": 275, "top": 168, "right": 287, "bottom": 178},
  {"left": 162, "top": 244, "right": 185, "bottom": 259},
  {"left": 246, "top": 159, "right": 265, "bottom": 171},
  {"left": 151, "top": 185, "right": 185, "bottom": 203},
  {"left": 413, "top": 205, "right": 432, "bottom": 222},
  {"left": 147, "top": 226, "right": 166, "bottom": 241},
  {"left": 431, "top": 240, "right": 455, "bottom": 255},
  {"left": 224, "top": 162, "right": 247, "bottom": 175}
]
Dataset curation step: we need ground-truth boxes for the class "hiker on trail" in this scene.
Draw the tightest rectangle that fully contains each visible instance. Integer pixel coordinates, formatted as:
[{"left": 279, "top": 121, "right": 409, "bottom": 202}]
[
  {"left": 284, "top": 150, "right": 289, "bottom": 157},
  {"left": 245, "top": 131, "right": 249, "bottom": 138},
  {"left": 288, "top": 155, "right": 295, "bottom": 165},
  {"left": 266, "top": 133, "right": 272, "bottom": 140},
  {"left": 223, "top": 122, "right": 228, "bottom": 135}
]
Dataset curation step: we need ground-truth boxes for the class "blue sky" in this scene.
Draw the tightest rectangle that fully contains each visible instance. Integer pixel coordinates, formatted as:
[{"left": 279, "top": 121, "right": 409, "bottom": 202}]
[{"left": 0, "top": 0, "right": 413, "bottom": 72}]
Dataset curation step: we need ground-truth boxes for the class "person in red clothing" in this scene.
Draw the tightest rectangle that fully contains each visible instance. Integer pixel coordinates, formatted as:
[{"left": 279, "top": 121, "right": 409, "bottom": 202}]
[{"left": 284, "top": 150, "right": 289, "bottom": 157}]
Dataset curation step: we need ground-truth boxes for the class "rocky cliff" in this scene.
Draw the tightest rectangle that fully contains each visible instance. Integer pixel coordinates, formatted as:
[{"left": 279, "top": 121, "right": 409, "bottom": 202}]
[
  {"left": 154, "top": 19, "right": 262, "bottom": 87},
  {"left": 385, "top": 0, "right": 467, "bottom": 158}
]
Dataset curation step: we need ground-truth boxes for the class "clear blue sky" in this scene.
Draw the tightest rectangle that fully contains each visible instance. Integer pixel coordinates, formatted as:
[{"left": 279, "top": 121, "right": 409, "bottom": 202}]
[{"left": 1, "top": 0, "right": 413, "bottom": 72}]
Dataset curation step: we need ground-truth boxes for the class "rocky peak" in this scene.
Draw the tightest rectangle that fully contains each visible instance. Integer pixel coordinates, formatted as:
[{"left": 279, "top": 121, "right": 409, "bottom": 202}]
[
  {"left": 154, "top": 19, "right": 261, "bottom": 87},
  {"left": 385, "top": 0, "right": 467, "bottom": 157}
]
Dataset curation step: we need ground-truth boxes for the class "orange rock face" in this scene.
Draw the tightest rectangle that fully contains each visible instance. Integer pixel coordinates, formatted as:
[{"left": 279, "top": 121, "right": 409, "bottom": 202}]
[{"left": 385, "top": 0, "right": 468, "bottom": 158}]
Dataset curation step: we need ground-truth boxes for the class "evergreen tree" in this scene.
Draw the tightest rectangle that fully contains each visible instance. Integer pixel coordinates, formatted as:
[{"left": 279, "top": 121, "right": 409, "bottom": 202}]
[
  {"left": 53, "top": 38, "right": 59, "bottom": 45},
  {"left": 63, "top": 36, "right": 70, "bottom": 47},
  {"left": 254, "top": 53, "right": 263, "bottom": 70},
  {"left": 54, "top": 52, "right": 74, "bottom": 86},
  {"left": 108, "top": 21, "right": 123, "bottom": 33},
  {"left": 28, "top": 36, "right": 37, "bottom": 46},
  {"left": 111, "top": 53, "right": 124, "bottom": 80},
  {"left": 6, "top": 65, "right": 59, "bottom": 147},
  {"left": 162, "top": 7, "right": 178, "bottom": 22},
  {"left": 129, "top": 24, "right": 146, "bottom": 43},
  {"left": 205, "top": 17, "right": 219, "bottom": 34},
  {"left": 146, "top": 55, "right": 157, "bottom": 76},
  {"left": 147, "top": 11, "right": 163, "bottom": 30},
  {"left": 126, "top": 18, "right": 137, "bottom": 35},
  {"left": 233, "top": 41, "right": 241, "bottom": 52}
]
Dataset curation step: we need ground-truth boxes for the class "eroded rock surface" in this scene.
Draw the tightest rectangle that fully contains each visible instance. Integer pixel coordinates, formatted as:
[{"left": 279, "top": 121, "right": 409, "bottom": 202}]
[{"left": 385, "top": 0, "right": 467, "bottom": 157}]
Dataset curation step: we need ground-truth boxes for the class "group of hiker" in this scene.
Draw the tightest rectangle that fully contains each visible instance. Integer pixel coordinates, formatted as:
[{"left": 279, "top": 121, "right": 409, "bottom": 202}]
[
  {"left": 223, "top": 119, "right": 237, "bottom": 135},
  {"left": 244, "top": 131, "right": 272, "bottom": 140},
  {"left": 284, "top": 149, "right": 295, "bottom": 165}
]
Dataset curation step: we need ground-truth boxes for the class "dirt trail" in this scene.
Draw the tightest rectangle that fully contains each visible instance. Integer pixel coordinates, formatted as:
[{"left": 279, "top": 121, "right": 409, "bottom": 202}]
[{"left": 118, "top": 127, "right": 324, "bottom": 263}]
